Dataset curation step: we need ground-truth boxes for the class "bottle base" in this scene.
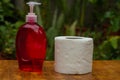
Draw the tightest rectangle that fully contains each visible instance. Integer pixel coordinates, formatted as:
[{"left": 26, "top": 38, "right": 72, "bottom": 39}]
[{"left": 18, "top": 59, "right": 44, "bottom": 72}]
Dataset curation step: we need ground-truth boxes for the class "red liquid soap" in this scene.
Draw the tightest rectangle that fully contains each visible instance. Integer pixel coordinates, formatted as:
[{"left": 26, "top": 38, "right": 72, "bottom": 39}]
[{"left": 16, "top": 1, "right": 46, "bottom": 72}]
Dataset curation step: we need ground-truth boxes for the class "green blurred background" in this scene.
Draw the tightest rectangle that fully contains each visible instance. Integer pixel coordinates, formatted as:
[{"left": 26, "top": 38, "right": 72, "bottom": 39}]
[{"left": 0, "top": 0, "right": 120, "bottom": 60}]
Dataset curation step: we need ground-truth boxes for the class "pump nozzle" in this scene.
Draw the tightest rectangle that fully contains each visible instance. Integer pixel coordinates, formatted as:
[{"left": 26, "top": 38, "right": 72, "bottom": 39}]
[
  {"left": 27, "top": 1, "right": 41, "bottom": 13},
  {"left": 26, "top": 1, "right": 41, "bottom": 22}
]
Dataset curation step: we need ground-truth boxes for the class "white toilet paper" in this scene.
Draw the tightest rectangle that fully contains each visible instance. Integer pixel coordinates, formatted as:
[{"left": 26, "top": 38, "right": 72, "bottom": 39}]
[{"left": 54, "top": 36, "right": 93, "bottom": 74}]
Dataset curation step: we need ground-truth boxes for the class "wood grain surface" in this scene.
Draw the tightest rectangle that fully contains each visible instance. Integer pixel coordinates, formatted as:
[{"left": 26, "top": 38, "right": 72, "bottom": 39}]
[{"left": 0, "top": 60, "right": 120, "bottom": 80}]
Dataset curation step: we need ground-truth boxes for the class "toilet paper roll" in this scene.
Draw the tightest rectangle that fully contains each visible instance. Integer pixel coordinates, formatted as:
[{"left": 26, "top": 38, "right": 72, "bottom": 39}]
[{"left": 54, "top": 36, "right": 94, "bottom": 74}]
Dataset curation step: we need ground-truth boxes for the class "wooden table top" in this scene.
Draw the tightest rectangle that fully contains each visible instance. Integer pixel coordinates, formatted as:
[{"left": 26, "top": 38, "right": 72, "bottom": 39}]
[{"left": 0, "top": 60, "right": 120, "bottom": 80}]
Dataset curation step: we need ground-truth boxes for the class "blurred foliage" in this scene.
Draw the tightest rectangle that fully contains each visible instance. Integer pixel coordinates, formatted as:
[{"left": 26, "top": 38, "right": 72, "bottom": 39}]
[
  {"left": 0, "top": 21, "right": 23, "bottom": 59},
  {"left": 0, "top": 0, "right": 24, "bottom": 59},
  {"left": 94, "top": 36, "right": 120, "bottom": 60},
  {"left": 0, "top": 0, "right": 120, "bottom": 60}
]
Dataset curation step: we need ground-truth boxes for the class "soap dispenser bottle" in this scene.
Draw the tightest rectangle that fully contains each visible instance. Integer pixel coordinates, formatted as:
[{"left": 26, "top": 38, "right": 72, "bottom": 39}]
[{"left": 16, "top": 2, "right": 46, "bottom": 72}]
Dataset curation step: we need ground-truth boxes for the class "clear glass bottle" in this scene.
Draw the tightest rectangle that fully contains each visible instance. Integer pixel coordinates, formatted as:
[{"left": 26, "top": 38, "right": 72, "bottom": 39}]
[{"left": 16, "top": 2, "right": 46, "bottom": 72}]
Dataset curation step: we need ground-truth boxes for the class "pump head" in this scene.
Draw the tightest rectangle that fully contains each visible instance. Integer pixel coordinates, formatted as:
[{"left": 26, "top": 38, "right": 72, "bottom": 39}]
[
  {"left": 26, "top": 1, "right": 41, "bottom": 22},
  {"left": 27, "top": 1, "right": 41, "bottom": 13}
]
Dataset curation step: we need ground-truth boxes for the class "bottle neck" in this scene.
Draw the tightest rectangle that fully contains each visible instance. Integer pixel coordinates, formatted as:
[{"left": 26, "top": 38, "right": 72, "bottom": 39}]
[{"left": 26, "top": 13, "right": 37, "bottom": 22}]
